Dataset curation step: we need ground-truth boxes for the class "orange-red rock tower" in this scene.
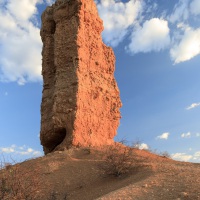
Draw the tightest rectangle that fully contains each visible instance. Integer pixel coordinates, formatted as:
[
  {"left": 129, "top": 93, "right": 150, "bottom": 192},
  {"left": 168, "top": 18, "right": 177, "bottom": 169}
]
[{"left": 40, "top": 0, "right": 122, "bottom": 154}]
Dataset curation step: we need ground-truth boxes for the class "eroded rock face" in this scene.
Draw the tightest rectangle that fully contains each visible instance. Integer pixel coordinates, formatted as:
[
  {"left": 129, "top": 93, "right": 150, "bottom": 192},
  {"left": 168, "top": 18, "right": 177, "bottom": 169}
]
[{"left": 40, "top": 0, "right": 122, "bottom": 154}]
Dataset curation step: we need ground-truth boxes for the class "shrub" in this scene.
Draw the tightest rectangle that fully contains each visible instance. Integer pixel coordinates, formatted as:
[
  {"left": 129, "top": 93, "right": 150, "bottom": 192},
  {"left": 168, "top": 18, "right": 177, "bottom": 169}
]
[
  {"left": 160, "top": 151, "right": 171, "bottom": 158},
  {"left": 132, "top": 138, "right": 143, "bottom": 149},
  {"left": 0, "top": 160, "right": 41, "bottom": 200},
  {"left": 100, "top": 142, "right": 134, "bottom": 177}
]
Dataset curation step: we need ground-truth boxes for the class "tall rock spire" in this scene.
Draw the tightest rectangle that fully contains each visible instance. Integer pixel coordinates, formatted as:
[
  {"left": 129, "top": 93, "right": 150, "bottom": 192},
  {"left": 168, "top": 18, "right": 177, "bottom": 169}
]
[{"left": 40, "top": 0, "right": 122, "bottom": 154}]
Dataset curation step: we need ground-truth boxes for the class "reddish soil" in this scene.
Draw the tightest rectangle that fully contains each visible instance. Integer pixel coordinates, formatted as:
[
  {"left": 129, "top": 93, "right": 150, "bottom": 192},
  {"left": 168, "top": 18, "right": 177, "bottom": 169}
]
[{"left": 1, "top": 146, "right": 200, "bottom": 199}]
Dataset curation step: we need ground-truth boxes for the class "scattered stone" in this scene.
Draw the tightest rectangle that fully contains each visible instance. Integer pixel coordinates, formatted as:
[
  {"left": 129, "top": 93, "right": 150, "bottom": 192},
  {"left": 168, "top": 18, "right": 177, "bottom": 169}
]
[
  {"left": 181, "top": 192, "right": 189, "bottom": 197},
  {"left": 142, "top": 184, "right": 148, "bottom": 188}
]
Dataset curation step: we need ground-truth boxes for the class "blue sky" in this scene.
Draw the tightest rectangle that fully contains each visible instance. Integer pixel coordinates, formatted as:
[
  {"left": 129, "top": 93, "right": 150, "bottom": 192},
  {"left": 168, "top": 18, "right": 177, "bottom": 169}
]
[{"left": 0, "top": 0, "right": 200, "bottom": 163}]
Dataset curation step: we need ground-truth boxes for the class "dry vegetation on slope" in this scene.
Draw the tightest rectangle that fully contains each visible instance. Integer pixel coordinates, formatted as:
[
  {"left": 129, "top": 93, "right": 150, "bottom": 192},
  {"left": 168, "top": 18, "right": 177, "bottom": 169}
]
[{"left": 0, "top": 145, "right": 200, "bottom": 200}]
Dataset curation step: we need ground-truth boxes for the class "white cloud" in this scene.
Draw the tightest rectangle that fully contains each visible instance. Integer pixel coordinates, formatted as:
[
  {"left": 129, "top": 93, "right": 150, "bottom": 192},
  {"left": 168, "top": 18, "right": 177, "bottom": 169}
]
[
  {"left": 127, "top": 18, "right": 170, "bottom": 54},
  {"left": 97, "top": 0, "right": 144, "bottom": 47},
  {"left": 190, "top": 0, "right": 200, "bottom": 16},
  {"left": 194, "top": 151, "right": 200, "bottom": 158},
  {"left": 138, "top": 143, "right": 149, "bottom": 150},
  {"left": 171, "top": 153, "right": 192, "bottom": 162},
  {"left": 196, "top": 133, "right": 200, "bottom": 137},
  {"left": 0, "top": 0, "right": 42, "bottom": 85},
  {"left": 6, "top": 0, "right": 42, "bottom": 21},
  {"left": 181, "top": 132, "right": 191, "bottom": 138},
  {"left": 1, "top": 0, "right": 200, "bottom": 84},
  {"left": 170, "top": 28, "right": 200, "bottom": 64},
  {"left": 1, "top": 147, "right": 15, "bottom": 153},
  {"left": 172, "top": 151, "right": 200, "bottom": 162},
  {"left": 0, "top": 145, "right": 42, "bottom": 157},
  {"left": 186, "top": 102, "right": 200, "bottom": 110},
  {"left": 156, "top": 132, "right": 170, "bottom": 140},
  {"left": 169, "top": 0, "right": 189, "bottom": 23}
]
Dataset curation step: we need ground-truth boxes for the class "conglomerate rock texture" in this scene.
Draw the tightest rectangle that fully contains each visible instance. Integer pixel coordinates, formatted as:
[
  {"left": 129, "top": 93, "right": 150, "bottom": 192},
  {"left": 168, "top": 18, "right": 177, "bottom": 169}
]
[{"left": 40, "top": 0, "right": 122, "bottom": 154}]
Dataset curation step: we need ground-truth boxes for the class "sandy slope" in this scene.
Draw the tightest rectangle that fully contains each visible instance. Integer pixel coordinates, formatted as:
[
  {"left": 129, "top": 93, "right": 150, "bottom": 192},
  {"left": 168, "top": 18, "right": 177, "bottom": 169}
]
[{"left": 1, "top": 147, "right": 200, "bottom": 200}]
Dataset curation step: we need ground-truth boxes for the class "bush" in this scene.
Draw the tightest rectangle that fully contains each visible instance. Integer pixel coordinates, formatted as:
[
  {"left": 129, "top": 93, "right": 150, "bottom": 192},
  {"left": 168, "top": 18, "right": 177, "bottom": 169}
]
[
  {"left": 132, "top": 138, "right": 143, "bottom": 149},
  {"left": 0, "top": 160, "right": 41, "bottom": 200},
  {"left": 160, "top": 151, "right": 171, "bottom": 158},
  {"left": 100, "top": 142, "right": 134, "bottom": 177}
]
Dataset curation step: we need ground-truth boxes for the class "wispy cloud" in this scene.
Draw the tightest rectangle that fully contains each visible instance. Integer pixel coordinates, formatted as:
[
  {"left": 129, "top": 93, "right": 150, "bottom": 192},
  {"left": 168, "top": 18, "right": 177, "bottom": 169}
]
[
  {"left": 1, "top": 0, "right": 200, "bottom": 86},
  {"left": 0, "top": 0, "right": 43, "bottom": 85},
  {"left": 186, "top": 102, "right": 200, "bottom": 110},
  {"left": 170, "top": 28, "right": 200, "bottom": 64},
  {"left": 168, "top": 0, "right": 200, "bottom": 63},
  {"left": 156, "top": 132, "right": 170, "bottom": 140},
  {"left": 97, "top": 0, "right": 144, "bottom": 47},
  {"left": 168, "top": 0, "right": 189, "bottom": 23},
  {"left": 96, "top": 0, "right": 200, "bottom": 64},
  {"left": 0, "top": 145, "right": 42, "bottom": 157},
  {"left": 181, "top": 132, "right": 191, "bottom": 138},
  {"left": 190, "top": 0, "right": 200, "bottom": 16}
]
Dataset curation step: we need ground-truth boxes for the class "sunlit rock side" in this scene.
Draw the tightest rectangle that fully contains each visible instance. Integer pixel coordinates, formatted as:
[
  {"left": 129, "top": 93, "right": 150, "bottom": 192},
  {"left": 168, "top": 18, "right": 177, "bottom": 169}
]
[{"left": 40, "top": 0, "right": 122, "bottom": 154}]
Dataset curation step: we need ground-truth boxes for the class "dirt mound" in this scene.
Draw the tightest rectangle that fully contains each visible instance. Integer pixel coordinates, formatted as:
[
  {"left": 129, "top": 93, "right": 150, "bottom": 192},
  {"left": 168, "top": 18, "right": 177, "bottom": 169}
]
[{"left": 1, "top": 146, "right": 200, "bottom": 199}]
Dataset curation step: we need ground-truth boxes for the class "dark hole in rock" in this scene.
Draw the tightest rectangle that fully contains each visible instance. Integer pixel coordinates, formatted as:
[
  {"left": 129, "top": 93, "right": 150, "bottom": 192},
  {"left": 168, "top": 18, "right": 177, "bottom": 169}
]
[{"left": 49, "top": 127, "right": 66, "bottom": 152}]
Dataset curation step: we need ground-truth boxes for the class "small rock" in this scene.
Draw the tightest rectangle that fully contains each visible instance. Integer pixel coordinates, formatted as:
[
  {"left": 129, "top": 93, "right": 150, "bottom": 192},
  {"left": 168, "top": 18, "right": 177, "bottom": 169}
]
[
  {"left": 142, "top": 184, "right": 148, "bottom": 188},
  {"left": 181, "top": 192, "right": 189, "bottom": 197}
]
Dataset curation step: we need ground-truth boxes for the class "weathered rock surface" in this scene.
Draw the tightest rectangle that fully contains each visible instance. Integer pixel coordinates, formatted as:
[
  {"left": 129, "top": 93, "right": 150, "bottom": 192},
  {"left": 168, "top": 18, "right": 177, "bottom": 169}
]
[{"left": 40, "top": 0, "right": 122, "bottom": 154}]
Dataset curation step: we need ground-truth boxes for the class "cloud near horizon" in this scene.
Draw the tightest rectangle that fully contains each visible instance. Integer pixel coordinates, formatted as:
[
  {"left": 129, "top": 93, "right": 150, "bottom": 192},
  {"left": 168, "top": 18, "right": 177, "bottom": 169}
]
[
  {"left": 156, "top": 132, "right": 170, "bottom": 140},
  {"left": 172, "top": 151, "right": 200, "bottom": 162},
  {"left": 136, "top": 143, "right": 149, "bottom": 150},
  {"left": 181, "top": 132, "right": 191, "bottom": 138},
  {"left": 171, "top": 152, "right": 192, "bottom": 162},
  {"left": 0, "top": 144, "right": 42, "bottom": 157}
]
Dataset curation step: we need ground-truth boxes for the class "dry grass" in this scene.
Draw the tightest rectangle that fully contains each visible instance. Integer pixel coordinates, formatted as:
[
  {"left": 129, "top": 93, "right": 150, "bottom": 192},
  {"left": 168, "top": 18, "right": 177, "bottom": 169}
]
[
  {"left": 0, "top": 158, "right": 41, "bottom": 200},
  {"left": 100, "top": 143, "right": 135, "bottom": 177},
  {"left": 0, "top": 147, "right": 199, "bottom": 200}
]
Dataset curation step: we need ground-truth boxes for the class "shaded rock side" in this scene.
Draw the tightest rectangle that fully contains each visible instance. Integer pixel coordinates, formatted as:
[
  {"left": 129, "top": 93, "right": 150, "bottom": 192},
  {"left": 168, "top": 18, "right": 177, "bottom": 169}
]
[{"left": 40, "top": 0, "right": 122, "bottom": 154}]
